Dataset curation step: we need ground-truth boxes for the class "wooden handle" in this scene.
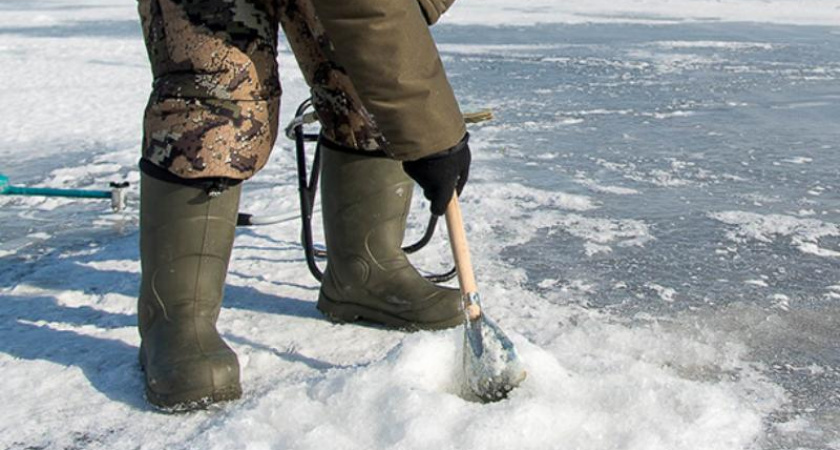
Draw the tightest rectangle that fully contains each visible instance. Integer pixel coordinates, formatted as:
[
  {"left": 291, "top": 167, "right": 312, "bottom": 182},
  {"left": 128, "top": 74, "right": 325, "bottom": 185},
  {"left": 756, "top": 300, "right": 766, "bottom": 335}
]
[
  {"left": 444, "top": 195, "right": 482, "bottom": 320},
  {"left": 463, "top": 109, "right": 494, "bottom": 124}
]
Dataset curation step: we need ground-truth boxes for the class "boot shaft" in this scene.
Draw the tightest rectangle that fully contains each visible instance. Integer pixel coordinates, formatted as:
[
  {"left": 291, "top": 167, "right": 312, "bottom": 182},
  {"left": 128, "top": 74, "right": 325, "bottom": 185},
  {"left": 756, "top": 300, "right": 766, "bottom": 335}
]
[
  {"left": 138, "top": 172, "right": 242, "bottom": 334},
  {"left": 317, "top": 142, "right": 463, "bottom": 330},
  {"left": 137, "top": 170, "right": 243, "bottom": 410},
  {"left": 319, "top": 145, "right": 415, "bottom": 278}
]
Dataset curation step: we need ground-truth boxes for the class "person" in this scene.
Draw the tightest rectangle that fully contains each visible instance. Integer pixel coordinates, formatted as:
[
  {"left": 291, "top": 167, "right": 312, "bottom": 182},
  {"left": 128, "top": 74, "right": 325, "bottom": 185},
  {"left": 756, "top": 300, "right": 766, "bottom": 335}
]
[{"left": 136, "top": 0, "right": 471, "bottom": 410}]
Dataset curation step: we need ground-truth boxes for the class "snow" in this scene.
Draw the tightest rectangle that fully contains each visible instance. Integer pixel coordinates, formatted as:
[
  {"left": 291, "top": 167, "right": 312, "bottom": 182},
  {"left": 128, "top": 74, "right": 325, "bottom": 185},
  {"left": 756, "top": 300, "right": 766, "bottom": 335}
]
[
  {"left": 3, "top": 0, "right": 840, "bottom": 449},
  {"left": 447, "top": 0, "right": 840, "bottom": 26},
  {"left": 645, "top": 283, "right": 678, "bottom": 303},
  {"left": 574, "top": 174, "right": 641, "bottom": 196},
  {"left": 710, "top": 211, "right": 840, "bottom": 258}
]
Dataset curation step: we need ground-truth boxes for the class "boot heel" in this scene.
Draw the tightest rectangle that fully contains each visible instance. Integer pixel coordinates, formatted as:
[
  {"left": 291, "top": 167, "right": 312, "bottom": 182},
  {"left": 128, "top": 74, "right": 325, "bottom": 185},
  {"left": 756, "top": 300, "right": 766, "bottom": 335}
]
[
  {"left": 145, "top": 383, "right": 242, "bottom": 412},
  {"left": 316, "top": 293, "right": 361, "bottom": 323}
]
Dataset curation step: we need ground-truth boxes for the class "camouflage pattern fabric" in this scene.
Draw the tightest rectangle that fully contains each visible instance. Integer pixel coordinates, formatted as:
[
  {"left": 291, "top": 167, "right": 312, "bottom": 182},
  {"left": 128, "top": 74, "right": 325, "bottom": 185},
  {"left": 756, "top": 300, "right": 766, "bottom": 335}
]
[
  {"left": 277, "top": 0, "right": 388, "bottom": 153},
  {"left": 139, "top": 0, "right": 462, "bottom": 180},
  {"left": 139, "top": 0, "right": 282, "bottom": 180}
]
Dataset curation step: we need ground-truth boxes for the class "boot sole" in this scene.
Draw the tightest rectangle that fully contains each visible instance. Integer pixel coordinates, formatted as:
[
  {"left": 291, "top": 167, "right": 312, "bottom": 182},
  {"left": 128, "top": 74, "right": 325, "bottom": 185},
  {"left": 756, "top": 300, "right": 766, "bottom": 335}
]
[
  {"left": 317, "top": 292, "right": 464, "bottom": 331},
  {"left": 139, "top": 348, "right": 242, "bottom": 412},
  {"left": 145, "top": 384, "right": 242, "bottom": 413}
]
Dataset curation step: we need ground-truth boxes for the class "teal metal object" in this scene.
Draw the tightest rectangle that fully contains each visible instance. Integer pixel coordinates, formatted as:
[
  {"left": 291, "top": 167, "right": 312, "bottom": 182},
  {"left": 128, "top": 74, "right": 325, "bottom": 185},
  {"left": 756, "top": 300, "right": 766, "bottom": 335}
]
[
  {"left": 1, "top": 174, "right": 110, "bottom": 198},
  {"left": 0, "top": 174, "right": 128, "bottom": 210}
]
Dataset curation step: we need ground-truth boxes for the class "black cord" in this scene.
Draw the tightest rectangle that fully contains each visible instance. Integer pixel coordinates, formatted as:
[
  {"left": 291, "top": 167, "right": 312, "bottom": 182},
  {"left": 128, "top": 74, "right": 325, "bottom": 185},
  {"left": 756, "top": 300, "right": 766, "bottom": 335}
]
[{"left": 291, "top": 99, "right": 456, "bottom": 284}]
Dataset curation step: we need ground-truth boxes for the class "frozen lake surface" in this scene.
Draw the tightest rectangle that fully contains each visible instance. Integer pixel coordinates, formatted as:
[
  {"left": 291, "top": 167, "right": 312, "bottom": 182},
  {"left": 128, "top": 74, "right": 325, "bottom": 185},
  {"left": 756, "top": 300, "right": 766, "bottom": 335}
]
[
  {"left": 0, "top": 1, "right": 838, "bottom": 449},
  {"left": 437, "top": 22, "right": 840, "bottom": 448}
]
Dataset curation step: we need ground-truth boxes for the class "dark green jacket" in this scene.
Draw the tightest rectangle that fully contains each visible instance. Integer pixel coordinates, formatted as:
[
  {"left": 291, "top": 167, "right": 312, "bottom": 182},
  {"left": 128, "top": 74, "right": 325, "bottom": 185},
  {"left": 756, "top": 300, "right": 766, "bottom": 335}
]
[{"left": 307, "top": 0, "right": 466, "bottom": 160}]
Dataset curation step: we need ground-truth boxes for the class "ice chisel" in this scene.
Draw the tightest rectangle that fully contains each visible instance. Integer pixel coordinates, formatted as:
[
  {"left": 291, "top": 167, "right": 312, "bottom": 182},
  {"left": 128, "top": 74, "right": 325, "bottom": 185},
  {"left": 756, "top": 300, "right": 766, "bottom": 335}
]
[{"left": 444, "top": 195, "right": 526, "bottom": 402}]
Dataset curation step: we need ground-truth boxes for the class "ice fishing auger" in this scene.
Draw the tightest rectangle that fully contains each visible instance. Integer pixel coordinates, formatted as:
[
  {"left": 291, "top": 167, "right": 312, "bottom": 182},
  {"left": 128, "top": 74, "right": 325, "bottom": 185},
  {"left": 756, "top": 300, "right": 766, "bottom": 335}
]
[{"left": 0, "top": 173, "right": 129, "bottom": 211}]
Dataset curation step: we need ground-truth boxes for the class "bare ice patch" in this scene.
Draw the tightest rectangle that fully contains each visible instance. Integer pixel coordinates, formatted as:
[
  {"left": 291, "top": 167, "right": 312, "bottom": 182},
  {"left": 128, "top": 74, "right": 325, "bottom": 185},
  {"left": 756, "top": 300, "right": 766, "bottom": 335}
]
[{"left": 649, "top": 41, "right": 776, "bottom": 51}]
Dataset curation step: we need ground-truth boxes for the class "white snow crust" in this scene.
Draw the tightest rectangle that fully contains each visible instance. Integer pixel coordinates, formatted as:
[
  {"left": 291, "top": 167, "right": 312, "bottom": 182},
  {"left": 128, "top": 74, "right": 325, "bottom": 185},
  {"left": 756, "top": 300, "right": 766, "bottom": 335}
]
[
  {"left": 711, "top": 211, "right": 840, "bottom": 258},
  {"left": 448, "top": 0, "right": 840, "bottom": 26}
]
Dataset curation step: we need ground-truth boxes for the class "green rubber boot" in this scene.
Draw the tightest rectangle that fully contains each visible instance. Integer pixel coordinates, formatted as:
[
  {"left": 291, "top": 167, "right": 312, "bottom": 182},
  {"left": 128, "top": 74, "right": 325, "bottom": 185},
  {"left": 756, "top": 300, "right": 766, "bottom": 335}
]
[
  {"left": 138, "top": 169, "right": 242, "bottom": 411},
  {"left": 316, "top": 143, "right": 464, "bottom": 330}
]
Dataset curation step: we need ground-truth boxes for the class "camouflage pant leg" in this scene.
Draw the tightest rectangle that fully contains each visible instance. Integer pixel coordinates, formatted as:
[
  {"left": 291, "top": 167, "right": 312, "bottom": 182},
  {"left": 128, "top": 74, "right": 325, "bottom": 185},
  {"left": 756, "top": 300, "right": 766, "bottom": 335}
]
[{"left": 138, "top": 0, "right": 282, "bottom": 180}]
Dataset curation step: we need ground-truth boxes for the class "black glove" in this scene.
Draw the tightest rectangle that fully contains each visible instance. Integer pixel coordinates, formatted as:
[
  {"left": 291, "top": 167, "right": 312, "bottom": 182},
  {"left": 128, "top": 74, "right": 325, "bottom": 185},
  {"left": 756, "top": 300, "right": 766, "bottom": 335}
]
[{"left": 402, "top": 134, "right": 471, "bottom": 216}]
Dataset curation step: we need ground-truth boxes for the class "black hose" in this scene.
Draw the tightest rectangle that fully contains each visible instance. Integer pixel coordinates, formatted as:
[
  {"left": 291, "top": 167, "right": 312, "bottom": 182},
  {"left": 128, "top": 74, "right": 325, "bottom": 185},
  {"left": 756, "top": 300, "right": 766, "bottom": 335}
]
[
  {"left": 291, "top": 98, "right": 456, "bottom": 284},
  {"left": 294, "top": 102, "right": 324, "bottom": 282}
]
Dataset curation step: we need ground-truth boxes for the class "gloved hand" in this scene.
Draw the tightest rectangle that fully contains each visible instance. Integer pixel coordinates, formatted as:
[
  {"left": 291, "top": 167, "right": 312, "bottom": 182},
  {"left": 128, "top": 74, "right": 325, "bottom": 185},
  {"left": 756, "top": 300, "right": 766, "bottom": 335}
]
[{"left": 402, "top": 134, "right": 471, "bottom": 216}]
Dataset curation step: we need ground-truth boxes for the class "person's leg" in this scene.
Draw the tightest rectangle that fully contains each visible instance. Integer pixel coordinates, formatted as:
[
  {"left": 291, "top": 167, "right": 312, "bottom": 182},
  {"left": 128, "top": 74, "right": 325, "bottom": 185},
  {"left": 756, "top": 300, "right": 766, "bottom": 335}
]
[
  {"left": 277, "top": 0, "right": 467, "bottom": 329},
  {"left": 139, "top": 0, "right": 281, "bottom": 180},
  {"left": 137, "top": 0, "right": 280, "bottom": 410},
  {"left": 308, "top": 0, "right": 465, "bottom": 161}
]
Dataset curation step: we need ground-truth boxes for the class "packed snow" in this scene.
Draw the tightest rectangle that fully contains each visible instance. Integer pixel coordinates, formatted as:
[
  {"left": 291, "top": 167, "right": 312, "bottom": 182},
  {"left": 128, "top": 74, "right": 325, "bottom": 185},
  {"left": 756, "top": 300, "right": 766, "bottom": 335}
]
[
  {"left": 2, "top": 0, "right": 840, "bottom": 449},
  {"left": 446, "top": 0, "right": 840, "bottom": 26}
]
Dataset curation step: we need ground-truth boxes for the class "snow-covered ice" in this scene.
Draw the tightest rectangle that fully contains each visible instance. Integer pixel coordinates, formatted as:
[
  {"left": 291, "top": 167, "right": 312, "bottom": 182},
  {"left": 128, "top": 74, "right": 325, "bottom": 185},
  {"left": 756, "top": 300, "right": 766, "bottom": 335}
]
[{"left": 2, "top": 0, "right": 840, "bottom": 449}]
